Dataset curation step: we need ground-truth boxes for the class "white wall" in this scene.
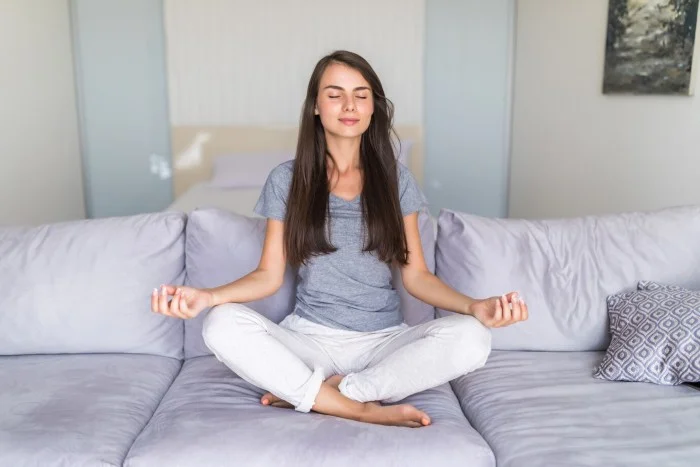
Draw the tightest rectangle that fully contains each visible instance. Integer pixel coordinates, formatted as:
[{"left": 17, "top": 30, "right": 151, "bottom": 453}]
[
  {"left": 164, "top": 0, "right": 424, "bottom": 126},
  {"left": 0, "top": 0, "right": 85, "bottom": 226},
  {"left": 509, "top": 0, "right": 700, "bottom": 219}
]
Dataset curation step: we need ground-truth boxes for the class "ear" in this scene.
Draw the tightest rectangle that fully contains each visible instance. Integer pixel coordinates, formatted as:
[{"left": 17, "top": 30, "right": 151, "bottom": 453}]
[{"left": 314, "top": 106, "right": 319, "bottom": 115}]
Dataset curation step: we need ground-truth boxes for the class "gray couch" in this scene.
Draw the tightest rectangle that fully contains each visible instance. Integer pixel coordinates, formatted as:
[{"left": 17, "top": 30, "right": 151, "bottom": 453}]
[{"left": 1, "top": 205, "right": 699, "bottom": 467}]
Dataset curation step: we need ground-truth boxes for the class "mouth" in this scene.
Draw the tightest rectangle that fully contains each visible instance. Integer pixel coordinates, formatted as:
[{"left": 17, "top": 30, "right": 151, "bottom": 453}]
[{"left": 339, "top": 118, "right": 360, "bottom": 126}]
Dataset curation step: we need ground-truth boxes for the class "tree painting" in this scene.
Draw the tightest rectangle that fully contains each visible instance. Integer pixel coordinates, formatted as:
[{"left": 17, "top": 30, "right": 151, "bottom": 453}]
[{"left": 603, "top": 0, "right": 699, "bottom": 94}]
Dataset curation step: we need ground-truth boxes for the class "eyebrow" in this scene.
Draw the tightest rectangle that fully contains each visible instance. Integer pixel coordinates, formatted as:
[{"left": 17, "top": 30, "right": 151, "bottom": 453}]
[{"left": 323, "top": 85, "right": 371, "bottom": 92}]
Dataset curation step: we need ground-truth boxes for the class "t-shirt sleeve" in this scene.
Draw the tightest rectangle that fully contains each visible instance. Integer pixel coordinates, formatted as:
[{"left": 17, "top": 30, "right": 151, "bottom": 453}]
[
  {"left": 254, "top": 162, "right": 293, "bottom": 221},
  {"left": 398, "top": 162, "right": 429, "bottom": 216}
]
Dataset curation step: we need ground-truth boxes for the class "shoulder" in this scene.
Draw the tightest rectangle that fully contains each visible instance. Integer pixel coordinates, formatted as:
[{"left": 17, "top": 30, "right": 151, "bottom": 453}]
[
  {"left": 265, "top": 159, "right": 295, "bottom": 186},
  {"left": 395, "top": 161, "right": 428, "bottom": 214},
  {"left": 396, "top": 160, "right": 411, "bottom": 177},
  {"left": 254, "top": 160, "right": 295, "bottom": 219},
  {"left": 271, "top": 159, "right": 295, "bottom": 177},
  {"left": 396, "top": 161, "right": 418, "bottom": 190}
]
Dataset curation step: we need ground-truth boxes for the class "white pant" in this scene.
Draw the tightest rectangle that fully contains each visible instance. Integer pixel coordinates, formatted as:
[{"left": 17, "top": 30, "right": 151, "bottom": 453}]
[{"left": 202, "top": 303, "right": 491, "bottom": 413}]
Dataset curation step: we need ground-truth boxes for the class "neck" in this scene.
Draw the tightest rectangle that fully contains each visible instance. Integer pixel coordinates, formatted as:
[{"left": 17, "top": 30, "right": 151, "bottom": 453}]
[{"left": 325, "top": 133, "right": 361, "bottom": 174}]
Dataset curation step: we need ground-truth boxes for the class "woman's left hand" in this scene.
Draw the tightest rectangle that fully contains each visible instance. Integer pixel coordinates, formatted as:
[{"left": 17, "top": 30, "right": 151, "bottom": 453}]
[{"left": 468, "top": 292, "right": 528, "bottom": 328}]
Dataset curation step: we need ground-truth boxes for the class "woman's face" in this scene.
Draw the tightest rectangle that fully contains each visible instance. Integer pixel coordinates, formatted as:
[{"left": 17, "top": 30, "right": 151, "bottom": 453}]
[{"left": 315, "top": 63, "right": 374, "bottom": 140}]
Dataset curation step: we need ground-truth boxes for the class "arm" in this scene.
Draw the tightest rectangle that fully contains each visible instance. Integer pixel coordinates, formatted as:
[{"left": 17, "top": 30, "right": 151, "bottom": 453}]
[
  {"left": 207, "top": 218, "right": 287, "bottom": 306},
  {"left": 152, "top": 218, "right": 287, "bottom": 319},
  {"left": 399, "top": 212, "right": 528, "bottom": 327},
  {"left": 398, "top": 213, "right": 475, "bottom": 315}
]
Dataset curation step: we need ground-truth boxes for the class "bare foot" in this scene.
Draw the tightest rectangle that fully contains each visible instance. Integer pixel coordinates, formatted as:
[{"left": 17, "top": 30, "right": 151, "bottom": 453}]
[
  {"left": 261, "top": 375, "right": 346, "bottom": 409},
  {"left": 260, "top": 393, "right": 294, "bottom": 409},
  {"left": 362, "top": 403, "right": 431, "bottom": 428},
  {"left": 325, "top": 374, "right": 344, "bottom": 390},
  {"left": 260, "top": 374, "right": 383, "bottom": 410},
  {"left": 325, "top": 374, "right": 381, "bottom": 407}
]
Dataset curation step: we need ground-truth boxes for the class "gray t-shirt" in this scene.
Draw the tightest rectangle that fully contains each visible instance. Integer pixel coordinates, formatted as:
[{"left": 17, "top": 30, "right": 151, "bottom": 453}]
[{"left": 254, "top": 160, "right": 428, "bottom": 332}]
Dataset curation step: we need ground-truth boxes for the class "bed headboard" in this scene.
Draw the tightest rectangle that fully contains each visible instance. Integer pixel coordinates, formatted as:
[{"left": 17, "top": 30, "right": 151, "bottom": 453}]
[{"left": 170, "top": 125, "right": 424, "bottom": 198}]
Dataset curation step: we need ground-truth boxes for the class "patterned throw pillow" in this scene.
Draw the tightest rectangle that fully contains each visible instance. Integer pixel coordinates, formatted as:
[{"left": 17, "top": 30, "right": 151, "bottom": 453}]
[{"left": 594, "top": 281, "right": 700, "bottom": 385}]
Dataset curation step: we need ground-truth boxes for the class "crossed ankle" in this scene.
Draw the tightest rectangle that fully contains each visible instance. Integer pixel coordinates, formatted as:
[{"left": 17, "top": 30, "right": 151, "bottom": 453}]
[
  {"left": 324, "top": 374, "right": 345, "bottom": 389},
  {"left": 355, "top": 400, "right": 376, "bottom": 422}
]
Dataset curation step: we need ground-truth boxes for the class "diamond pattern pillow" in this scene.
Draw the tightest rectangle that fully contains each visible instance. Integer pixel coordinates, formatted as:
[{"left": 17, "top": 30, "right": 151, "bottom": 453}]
[{"left": 594, "top": 281, "right": 700, "bottom": 385}]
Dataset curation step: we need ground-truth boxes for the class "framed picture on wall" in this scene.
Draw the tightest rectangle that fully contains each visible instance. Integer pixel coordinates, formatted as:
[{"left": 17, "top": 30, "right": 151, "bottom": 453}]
[{"left": 603, "top": 0, "right": 699, "bottom": 95}]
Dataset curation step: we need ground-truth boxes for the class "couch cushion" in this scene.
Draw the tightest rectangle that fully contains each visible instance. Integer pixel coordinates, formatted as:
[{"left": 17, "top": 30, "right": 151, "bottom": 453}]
[
  {"left": 184, "top": 208, "right": 436, "bottom": 359},
  {"left": 594, "top": 281, "right": 700, "bottom": 385},
  {"left": 451, "top": 351, "right": 700, "bottom": 467},
  {"left": 183, "top": 209, "right": 297, "bottom": 359},
  {"left": 0, "top": 354, "right": 181, "bottom": 467},
  {"left": 0, "top": 212, "right": 186, "bottom": 358},
  {"left": 125, "top": 356, "right": 493, "bottom": 467},
  {"left": 435, "top": 206, "right": 700, "bottom": 351}
]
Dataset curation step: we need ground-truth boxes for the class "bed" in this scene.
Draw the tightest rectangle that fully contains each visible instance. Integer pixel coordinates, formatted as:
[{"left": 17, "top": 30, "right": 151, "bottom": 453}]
[
  {"left": 165, "top": 183, "right": 263, "bottom": 217},
  {"left": 165, "top": 125, "right": 423, "bottom": 217}
]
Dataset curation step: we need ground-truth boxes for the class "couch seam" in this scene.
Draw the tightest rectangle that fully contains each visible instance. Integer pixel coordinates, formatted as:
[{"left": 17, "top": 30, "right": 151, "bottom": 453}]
[
  {"left": 449, "top": 379, "right": 498, "bottom": 466},
  {"left": 119, "top": 358, "right": 185, "bottom": 467}
]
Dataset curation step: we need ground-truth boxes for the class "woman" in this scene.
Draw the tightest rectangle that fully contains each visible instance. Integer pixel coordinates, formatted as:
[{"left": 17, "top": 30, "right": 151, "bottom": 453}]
[{"left": 151, "top": 50, "right": 527, "bottom": 428}]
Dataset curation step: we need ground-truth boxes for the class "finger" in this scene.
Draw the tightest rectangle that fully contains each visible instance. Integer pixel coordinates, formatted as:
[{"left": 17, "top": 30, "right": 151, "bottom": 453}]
[
  {"left": 169, "top": 289, "right": 188, "bottom": 319},
  {"left": 521, "top": 300, "right": 529, "bottom": 321},
  {"left": 180, "top": 293, "right": 193, "bottom": 319},
  {"left": 175, "top": 290, "right": 192, "bottom": 319},
  {"left": 151, "top": 288, "right": 158, "bottom": 312},
  {"left": 161, "top": 284, "right": 178, "bottom": 295},
  {"left": 493, "top": 298, "right": 503, "bottom": 325},
  {"left": 158, "top": 285, "right": 170, "bottom": 314},
  {"left": 511, "top": 294, "right": 522, "bottom": 322},
  {"left": 153, "top": 287, "right": 175, "bottom": 318},
  {"left": 501, "top": 295, "right": 512, "bottom": 323}
]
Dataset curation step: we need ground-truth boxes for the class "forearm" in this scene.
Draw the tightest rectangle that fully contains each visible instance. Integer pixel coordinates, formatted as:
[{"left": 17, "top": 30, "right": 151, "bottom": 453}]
[
  {"left": 404, "top": 271, "right": 476, "bottom": 315},
  {"left": 206, "top": 269, "right": 282, "bottom": 307}
]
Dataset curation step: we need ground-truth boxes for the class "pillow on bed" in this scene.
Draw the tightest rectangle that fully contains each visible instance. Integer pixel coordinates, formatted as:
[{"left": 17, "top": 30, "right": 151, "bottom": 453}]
[{"left": 209, "top": 151, "right": 294, "bottom": 188}]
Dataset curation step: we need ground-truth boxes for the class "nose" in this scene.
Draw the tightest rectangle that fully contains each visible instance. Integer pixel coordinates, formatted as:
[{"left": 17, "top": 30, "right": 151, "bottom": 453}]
[{"left": 343, "top": 96, "right": 356, "bottom": 112}]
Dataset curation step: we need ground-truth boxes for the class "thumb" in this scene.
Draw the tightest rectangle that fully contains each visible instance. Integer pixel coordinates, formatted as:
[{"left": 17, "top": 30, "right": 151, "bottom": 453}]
[
  {"left": 160, "top": 284, "right": 178, "bottom": 296},
  {"left": 183, "top": 288, "right": 204, "bottom": 308},
  {"left": 182, "top": 287, "right": 198, "bottom": 302}
]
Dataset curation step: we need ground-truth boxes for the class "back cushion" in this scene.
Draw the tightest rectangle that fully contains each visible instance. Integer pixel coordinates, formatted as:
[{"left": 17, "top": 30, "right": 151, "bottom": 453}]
[
  {"left": 435, "top": 206, "right": 700, "bottom": 351},
  {"left": 184, "top": 209, "right": 297, "bottom": 359},
  {"left": 0, "top": 212, "right": 186, "bottom": 358},
  {"left": 395, "top": 207, "right": 437, "bottom": 326},
  {"left": 184, "top": 208, "right": 437, "bottom": 359}
]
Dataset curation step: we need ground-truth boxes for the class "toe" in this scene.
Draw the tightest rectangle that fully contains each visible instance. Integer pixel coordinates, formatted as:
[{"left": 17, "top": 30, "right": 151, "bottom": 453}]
[{"left": 271, "top": 401, "right": 294, "bottom": 409}]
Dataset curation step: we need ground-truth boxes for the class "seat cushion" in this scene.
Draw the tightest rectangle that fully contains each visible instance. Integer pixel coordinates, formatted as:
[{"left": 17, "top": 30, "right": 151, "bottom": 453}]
[
  {"left": 183, "top": 208, "right": 437, "bottom": 359},
  {"left": 0, "top": 354, "right": 181, "bottom": 467},
  {"left": 125, "top": 356, "right": 494, "bottom": 467},
  {"left": 451, "top": 351, "right": 700, "bottom": 467},
  {"left": 0, "top": 211, "right": 186, "bottom": 358}
]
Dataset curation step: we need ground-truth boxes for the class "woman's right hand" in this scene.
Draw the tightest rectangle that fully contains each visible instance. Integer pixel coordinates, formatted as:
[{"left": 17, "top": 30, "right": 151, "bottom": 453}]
[{"left": 151, "top": 284, "right": 214, "bottom": 319}]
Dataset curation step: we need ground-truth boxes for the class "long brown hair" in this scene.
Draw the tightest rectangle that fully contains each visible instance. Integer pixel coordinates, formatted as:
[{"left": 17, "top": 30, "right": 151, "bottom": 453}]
[{"left": 284, "top": 50, "right": 408, "bottom": 268}]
